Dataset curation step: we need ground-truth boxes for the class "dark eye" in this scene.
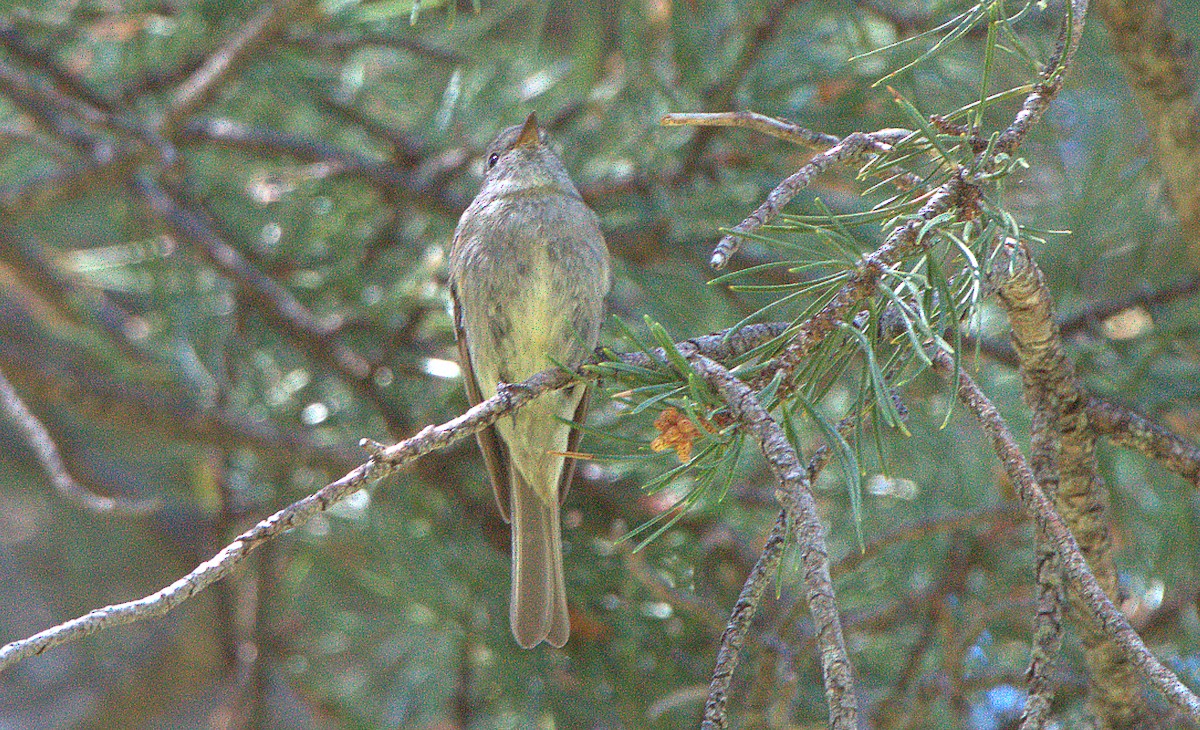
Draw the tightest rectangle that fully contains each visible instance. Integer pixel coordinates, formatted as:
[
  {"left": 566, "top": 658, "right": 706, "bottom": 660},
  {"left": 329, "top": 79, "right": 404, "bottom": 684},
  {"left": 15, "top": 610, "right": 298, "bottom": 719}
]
[{"left": 487, "top": 152, "right": 500, "bottom": 168}]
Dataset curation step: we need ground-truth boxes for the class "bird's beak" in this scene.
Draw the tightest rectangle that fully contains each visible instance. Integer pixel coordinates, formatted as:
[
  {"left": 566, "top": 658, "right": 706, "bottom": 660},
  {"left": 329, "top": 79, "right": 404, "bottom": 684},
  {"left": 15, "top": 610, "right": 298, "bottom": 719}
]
[{"left": 516, "top": 112, "right": 540, "bottom": 148}]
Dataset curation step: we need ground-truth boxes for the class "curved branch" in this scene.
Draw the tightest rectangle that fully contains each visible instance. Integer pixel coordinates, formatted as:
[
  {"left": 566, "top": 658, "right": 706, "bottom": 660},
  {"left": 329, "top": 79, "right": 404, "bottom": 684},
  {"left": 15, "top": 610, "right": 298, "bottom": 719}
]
[{"left": 0, "top": 362, "right": 159, "bottom": 515}]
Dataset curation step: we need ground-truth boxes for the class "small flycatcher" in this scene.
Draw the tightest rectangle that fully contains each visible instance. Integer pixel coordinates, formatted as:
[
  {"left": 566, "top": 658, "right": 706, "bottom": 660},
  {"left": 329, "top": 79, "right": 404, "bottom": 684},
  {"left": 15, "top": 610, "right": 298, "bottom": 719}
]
[{"left": 449, "top": 113, "right": 610, "bottom": 648}]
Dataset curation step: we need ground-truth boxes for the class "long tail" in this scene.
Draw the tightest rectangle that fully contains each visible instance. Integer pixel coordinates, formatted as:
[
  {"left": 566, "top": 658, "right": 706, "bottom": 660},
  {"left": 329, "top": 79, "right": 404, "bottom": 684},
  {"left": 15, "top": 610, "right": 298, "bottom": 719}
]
[{"left": 509, "top": 470, "right": 569, "bottom": 648}]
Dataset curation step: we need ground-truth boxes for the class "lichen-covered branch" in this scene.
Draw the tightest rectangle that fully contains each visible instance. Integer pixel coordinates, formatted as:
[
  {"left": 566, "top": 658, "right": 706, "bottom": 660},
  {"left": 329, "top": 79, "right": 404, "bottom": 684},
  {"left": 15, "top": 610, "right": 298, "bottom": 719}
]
[
  {"left": 1020, "top": 535, "right": 1065, "bottom": 729},
  {"left": 0, "top": 362, "right": 567, "bottom": 672},
  {"left": 698, "top": 507, "right": 791, "bottom": 730},
  {"left": 1088, "top": 396, "right": 1200, "bottom": 485}
]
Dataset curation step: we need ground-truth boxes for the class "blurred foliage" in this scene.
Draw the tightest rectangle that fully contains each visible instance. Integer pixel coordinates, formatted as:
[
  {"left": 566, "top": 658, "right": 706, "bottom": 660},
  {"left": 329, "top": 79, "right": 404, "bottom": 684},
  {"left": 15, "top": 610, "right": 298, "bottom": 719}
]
[{"left": 0, "top": 0, "right": 1199, "bottom": 728}]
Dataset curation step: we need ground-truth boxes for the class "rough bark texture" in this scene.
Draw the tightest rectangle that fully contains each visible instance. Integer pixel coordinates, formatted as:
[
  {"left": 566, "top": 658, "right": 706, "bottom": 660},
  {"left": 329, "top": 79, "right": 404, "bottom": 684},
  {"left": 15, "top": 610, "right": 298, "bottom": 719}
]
[{"left": 997, "top": 245, "right": 1142, "bottom": 726}]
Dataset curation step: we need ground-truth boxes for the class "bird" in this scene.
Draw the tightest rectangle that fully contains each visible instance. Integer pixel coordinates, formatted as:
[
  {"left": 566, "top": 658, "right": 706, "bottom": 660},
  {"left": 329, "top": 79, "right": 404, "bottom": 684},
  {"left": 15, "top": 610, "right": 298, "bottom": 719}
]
[{"left": 448, "top": 112, "right": 610, "bottom": 648}]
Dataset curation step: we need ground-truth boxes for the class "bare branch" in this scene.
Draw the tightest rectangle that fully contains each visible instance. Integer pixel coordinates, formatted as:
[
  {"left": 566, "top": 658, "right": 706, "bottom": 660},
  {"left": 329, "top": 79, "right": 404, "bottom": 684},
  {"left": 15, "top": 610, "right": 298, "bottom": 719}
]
[
  {"left": 661, "top": 111, "right": 843, "bottom": 150},
  {"left": 0, "top": 325, "right": 790, "bottom": 673},
  {"left": 0, "top": 357, "right": 565, "bottom": 671},
  {"left": 662, "top": 111, "right": 922, "bottom": 196},
  {"left": 705, "top": 130, "right": 924, "bottom": 269},
  {"left": 1020, "top": 534, "right": 1065, "bottom": 729}
]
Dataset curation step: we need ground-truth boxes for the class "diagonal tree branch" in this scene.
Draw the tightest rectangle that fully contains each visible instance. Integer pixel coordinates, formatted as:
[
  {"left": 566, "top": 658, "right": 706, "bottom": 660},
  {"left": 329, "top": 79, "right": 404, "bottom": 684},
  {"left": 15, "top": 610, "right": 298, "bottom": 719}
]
[
  {"left": 0, "top": 324, "right": 788, "bottom": 673},
  {"left": 932, "top": 349, "right": 1200, "bottom": 722}
]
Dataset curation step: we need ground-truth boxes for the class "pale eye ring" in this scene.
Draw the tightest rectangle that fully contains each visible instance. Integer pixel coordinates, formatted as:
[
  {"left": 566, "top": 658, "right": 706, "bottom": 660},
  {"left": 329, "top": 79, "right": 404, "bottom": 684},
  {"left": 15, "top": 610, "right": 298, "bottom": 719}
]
[{"left": 487, "top": 152, "right": 500, "bottom": 168}]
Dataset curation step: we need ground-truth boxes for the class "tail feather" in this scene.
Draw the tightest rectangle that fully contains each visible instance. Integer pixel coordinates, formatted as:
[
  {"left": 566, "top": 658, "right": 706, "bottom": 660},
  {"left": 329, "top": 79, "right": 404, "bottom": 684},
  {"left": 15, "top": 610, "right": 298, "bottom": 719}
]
[{"left": 510, "top": 470, "right": 569, "bottom": 649}]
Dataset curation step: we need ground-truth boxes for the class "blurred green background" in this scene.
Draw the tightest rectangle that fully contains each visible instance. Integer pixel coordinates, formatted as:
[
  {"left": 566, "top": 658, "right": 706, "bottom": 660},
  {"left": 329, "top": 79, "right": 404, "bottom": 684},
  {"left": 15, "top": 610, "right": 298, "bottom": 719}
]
[{"left": 0, "top": 0, "right": 1199, "bottom": 728}]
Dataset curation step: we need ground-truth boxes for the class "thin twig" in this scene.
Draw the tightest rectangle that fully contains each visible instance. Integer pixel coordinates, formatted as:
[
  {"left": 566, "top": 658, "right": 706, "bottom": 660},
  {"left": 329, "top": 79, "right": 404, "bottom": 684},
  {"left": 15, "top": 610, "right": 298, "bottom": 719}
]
[
  {"left": 706, "top": 130, "right": 923, "bottom": 269},
  {"left": 0, "top": 362, "right": 160, "bottom": 515},
  {"left": 662, "top": 111, "right": 843, "bottom": 150},
  {"left": 710, "top": 130, "right": 916, "bottom": 267},
  {"left": 996, "top": 0, "right": 1089, "bottom": 154},
  {"left": 662, "top": 111, "right": 922, "bottom": 197}
]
